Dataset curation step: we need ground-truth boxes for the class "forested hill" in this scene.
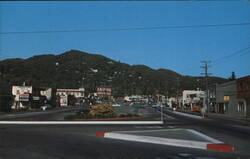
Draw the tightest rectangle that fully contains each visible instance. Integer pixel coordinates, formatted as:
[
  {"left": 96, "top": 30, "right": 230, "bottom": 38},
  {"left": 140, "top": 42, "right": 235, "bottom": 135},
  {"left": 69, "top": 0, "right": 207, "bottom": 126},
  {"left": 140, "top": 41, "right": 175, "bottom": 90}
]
[{"left": 0, "top": 50, "right": 228, "bottom": 96}]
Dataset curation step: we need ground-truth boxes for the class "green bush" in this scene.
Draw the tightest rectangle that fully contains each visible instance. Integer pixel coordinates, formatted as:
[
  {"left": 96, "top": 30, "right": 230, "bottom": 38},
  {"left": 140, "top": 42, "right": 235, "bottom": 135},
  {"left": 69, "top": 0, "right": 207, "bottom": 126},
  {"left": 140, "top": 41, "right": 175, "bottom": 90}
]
[{"left": 89, "top": 104, "right": 114, "bottom": 118}]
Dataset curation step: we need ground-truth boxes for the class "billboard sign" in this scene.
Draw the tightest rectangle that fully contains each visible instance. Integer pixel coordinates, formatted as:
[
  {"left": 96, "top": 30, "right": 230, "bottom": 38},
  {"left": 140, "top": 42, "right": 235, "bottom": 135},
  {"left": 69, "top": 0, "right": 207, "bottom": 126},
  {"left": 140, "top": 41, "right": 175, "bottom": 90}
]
[
  {"left": 96, "top": 87, "right": 112, "bottom": 96},
  {"left": 60, "top": 96, "right": 68, "bottom": 106},
  {"left": 19, "top": 94, "right": 29, "bottom": 102}
]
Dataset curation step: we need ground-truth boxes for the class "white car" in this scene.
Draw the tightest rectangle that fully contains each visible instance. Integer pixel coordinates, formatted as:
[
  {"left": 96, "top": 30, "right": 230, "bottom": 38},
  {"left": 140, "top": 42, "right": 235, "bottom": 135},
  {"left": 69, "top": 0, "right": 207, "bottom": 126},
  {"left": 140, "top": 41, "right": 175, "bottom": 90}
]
[
  {"left": 41, "top": 104, "right": 52, "bottom": 111},
  {"left": 112, "top": 103, "right": 121, "bottom": 107}
]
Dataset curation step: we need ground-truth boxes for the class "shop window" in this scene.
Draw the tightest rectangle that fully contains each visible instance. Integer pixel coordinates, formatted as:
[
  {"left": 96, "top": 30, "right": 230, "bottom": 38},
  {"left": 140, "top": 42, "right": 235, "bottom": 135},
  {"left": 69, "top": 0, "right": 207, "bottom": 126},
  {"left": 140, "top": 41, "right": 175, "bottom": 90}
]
[
  {"left": 224, "top": 96, "right": 230, "bottom": 102},
  {"left": 247, "top": 81, "right": 250, "bottom": 90}
]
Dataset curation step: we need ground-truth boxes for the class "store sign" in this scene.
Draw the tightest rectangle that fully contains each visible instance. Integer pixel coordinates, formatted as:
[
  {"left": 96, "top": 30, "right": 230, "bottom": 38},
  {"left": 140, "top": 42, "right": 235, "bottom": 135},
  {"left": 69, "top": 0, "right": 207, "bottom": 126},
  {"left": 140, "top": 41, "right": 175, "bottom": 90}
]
[
  {"left": 60, "top": 96, "right": 68, "bottom": 106},
  {"left": 19, "top": 94, "right": 29, "bottom": 101},
  {"left": 96, "top": 87, "right": 112, "bottom": 96}
]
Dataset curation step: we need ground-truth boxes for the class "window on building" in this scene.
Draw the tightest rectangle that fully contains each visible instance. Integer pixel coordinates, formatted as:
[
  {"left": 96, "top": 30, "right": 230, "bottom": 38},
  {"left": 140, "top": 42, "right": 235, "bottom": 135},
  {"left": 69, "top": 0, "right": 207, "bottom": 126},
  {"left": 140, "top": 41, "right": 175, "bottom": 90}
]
[
  {"left": 224, "top": 96, "right": 230, "bottom": 102},
  {"left": 209, "top": 92, "right": 215, "bottom": 98},
  {"left": 190, "top": 94, "right": 197, "bottom": 98},
  {"left": 238, "top": 101, "right": 245, "bottom": 112},
  {"left": 240, "top": 82, "right": 243, "bottom": 90},
  {"left": 247, "top": 81, "right": 250, "bottom": 91}
]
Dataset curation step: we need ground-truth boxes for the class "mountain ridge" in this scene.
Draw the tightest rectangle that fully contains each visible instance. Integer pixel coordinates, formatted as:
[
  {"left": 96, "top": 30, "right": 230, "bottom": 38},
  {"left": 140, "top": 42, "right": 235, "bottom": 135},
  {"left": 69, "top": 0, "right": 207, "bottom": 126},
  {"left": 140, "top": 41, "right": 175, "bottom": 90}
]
[{"left": 0, "top": 50, "right": 228, "bottom": 96}]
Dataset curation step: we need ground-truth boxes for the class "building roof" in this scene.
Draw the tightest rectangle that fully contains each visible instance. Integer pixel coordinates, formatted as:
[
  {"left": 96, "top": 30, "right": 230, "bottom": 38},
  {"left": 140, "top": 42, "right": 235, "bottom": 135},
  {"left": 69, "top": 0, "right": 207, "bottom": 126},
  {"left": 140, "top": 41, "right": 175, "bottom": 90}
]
[
  {"left": 237, "top": 75, "right": 250, "bottom": 81},
  {"left": 217, "top": 80, "right": 236, "bottom": 88},
  {"left": 57, "top": 89, "right": 84, "bottom": 92}
]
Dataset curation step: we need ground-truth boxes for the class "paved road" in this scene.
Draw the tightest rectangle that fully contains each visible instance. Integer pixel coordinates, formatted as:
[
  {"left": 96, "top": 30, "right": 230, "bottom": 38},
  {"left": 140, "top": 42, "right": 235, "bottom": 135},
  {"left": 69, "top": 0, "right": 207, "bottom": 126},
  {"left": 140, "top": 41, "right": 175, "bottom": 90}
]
[
  {"left": 0, "top": 125, "right": 247, "bottom": 159},
  {"left": 1, "top": 106, "right": 161, "bottom": 121},
  {"left": 162, "top": 108, "right": 250, "bottom": 157},
  {"left": 0, "top": 106, "right": 249, "bottom": 159},
  {"left": 0, "top": 107, "right": 81, "bottom": 121}
]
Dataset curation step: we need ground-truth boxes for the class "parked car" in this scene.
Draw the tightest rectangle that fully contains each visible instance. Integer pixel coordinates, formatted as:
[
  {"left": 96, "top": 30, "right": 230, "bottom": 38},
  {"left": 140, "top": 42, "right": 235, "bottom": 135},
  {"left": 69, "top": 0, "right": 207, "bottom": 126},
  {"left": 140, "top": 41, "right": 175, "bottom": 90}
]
[
  {"left": 112, "top": 103, "right": 121, "bottom": 107},
  {"left": 192, "top": 105, "right": 201, "bottom": 112},
  {"left": 152, "top": 103, "right": 162, "bottom": 107}
]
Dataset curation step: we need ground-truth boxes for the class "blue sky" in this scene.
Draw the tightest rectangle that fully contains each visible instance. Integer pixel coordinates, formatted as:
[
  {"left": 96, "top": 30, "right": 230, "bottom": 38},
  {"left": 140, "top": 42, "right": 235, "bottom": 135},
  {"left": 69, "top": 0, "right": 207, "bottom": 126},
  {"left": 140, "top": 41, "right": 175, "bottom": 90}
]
[{"left": 0, "top": 1, "right": 250, "bottom": 78}]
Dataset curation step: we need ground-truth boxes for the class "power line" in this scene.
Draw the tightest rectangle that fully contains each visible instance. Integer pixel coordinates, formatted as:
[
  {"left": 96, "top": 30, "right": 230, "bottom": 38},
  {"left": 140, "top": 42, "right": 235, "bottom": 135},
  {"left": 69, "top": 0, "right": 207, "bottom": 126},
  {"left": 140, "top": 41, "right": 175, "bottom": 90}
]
[
  {"left": 178, "top": 45, "right": 250, "bottom": 74},
  {"left": 1, "top": 22, "right": 250, "bottom": 35},
  {"left": 213, "top": 46, "right": 250, "bottom": 64}
]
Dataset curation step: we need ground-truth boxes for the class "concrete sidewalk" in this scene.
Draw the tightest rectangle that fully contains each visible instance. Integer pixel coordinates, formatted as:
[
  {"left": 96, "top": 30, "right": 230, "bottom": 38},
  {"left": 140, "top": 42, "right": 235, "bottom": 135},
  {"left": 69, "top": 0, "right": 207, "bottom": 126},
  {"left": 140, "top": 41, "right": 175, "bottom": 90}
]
[
  {"left": 169, "top": 108, "right": 250, "bottom": 124},
  {"left": 207, "top": 113, "right": 250, "bottom": 123}
]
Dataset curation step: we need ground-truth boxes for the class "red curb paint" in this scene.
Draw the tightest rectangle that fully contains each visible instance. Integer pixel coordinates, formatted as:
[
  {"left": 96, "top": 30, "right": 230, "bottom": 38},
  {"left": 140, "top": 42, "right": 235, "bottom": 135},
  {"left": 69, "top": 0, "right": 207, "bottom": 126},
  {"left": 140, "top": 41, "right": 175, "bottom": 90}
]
[
  {"left": 207, "top": 144, "right": 235, "bottom": 152},
  {"left": 96, "top": 132, "right": 105, "bottom": 137}
]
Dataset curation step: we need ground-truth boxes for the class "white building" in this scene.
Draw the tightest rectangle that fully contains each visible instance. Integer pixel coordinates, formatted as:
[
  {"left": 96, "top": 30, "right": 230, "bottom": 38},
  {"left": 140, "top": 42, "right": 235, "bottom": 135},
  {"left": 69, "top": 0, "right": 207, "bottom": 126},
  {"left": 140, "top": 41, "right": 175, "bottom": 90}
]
[
  {"left": 12, "top": 85, "right": 33, "bottom": 109},
  {"left": 40, "top": 88, "right": 52, "bottom": 101},
  {"left": 166, "top": 97, "right": 177, "bottom": 108},
  {"left": 12, "top": 86, "right": 32, "bottom": 96},
  {"left": 182, "top": 90, "right": 205, "bottom": 108},
  {"left": 56, "top": 88, "right": 85, "bottom": 106},
  {"left": 56, "top": 88, "right": 85, "bottom": 97}
]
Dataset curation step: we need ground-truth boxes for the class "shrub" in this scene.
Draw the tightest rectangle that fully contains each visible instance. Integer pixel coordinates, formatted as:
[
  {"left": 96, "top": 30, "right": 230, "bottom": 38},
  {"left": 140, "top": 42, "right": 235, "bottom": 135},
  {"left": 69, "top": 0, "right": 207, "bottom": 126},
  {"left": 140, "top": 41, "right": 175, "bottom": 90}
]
[{"left": 89, "top": 104, "right": 114, "bottom": 118}]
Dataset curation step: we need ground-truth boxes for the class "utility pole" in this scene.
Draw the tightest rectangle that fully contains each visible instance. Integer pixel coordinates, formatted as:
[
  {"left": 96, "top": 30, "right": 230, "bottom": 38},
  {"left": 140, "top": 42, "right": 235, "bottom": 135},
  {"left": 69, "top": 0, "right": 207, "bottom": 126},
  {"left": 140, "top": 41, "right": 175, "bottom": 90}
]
[
  {"left": 201, "top": 61, "right": 212, "bottom": 114},
  {"left": 176, "top": 77, "right": 180, "bottom": 109},
  {"left": 55, "top": 62, "right": 59, "bottom": 107}
]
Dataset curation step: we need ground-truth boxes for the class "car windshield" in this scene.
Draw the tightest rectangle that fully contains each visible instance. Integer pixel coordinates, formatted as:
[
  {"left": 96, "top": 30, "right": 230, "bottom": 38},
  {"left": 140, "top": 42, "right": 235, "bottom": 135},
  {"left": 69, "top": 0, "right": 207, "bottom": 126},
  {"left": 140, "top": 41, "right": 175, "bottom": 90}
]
[{"left": 0, "top": 1, "right": 250, "bottom": 159}]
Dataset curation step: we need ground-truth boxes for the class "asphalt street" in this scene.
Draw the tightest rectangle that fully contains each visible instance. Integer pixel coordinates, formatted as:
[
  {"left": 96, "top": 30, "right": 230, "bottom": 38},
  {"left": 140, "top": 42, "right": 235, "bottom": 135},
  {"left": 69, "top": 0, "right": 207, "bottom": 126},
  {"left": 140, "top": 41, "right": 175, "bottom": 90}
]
[
  {"left": 0, "top": 106, "right": 250, "bottom": 159},
  {"left": 162, "top": 108, "right": 250, "bottom": 157},
  {"left": 0, "top": 107, "right": 80, "bottom": 121}
]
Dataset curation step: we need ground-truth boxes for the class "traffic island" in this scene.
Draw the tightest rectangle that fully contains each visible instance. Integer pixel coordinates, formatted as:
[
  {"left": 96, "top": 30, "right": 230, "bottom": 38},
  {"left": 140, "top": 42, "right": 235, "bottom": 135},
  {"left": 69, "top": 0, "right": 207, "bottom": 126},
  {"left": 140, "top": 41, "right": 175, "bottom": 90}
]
[
  {"left": 96, "top": 129, "right": 235, "bottom": 152},
  {"left": 70, "top": 116, "right": 142, "bottom": 121},
  {"left": 64, "top": 103, "right": 142, "bottom": 121}
]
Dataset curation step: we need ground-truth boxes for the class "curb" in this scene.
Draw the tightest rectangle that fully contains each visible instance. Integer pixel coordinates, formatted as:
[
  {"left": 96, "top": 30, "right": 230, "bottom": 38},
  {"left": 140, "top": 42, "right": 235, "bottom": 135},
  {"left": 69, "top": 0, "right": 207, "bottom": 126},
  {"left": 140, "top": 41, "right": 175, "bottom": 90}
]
[
  {"left": 155, "top": 108, "right": 175, "bottom": 120},
  {"left": 172, "top": 111, "right": 202, "bottom": 119},
  {"left": 207, "top": 144, "right": 235, "bottom": 152},
  {"left": 96, "top": 130, "right": 235, "bottom": 152},
  {"left": 96, "top": 132, "right": 106, "bottom": 137},
  {"left": 0, "top": 121, "right": 164, "bottom": 125}
]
